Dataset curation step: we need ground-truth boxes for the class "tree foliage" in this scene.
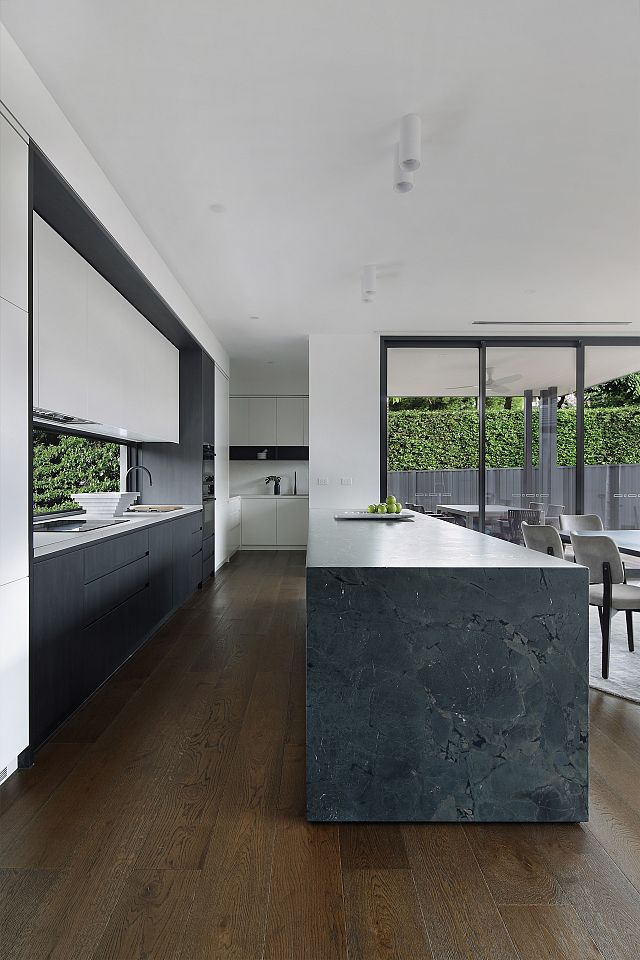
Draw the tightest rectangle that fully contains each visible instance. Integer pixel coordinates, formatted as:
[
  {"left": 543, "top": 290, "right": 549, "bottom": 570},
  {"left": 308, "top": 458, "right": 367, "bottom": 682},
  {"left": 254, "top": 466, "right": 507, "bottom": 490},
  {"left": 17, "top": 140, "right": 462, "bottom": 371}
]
[{"left": 33, "top": 431, "right": 120, "bottom": 514}]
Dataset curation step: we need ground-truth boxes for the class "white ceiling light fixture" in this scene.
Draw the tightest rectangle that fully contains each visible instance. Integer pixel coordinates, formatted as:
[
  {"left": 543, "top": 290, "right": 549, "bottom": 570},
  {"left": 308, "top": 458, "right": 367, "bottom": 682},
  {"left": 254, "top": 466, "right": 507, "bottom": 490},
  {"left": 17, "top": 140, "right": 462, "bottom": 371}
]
[
  {"left": 393, "top": 143, "right": 413, "bottom": 193},
  {"left": 362, "top": 264, "right": 377, "bottom": 302},
  {"left": 399, "top": 113, "right": 421, "bottom": 172}
]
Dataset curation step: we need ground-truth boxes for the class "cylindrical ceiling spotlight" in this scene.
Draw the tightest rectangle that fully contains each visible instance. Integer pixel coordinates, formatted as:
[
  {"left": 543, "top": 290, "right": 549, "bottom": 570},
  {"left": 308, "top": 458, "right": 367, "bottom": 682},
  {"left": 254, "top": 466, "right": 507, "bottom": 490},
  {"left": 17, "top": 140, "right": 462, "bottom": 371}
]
[
  {"left": 362, "top": 264, "right": 377, "bottom": 301},
  {"left": 399, "top": 113, "right": 421, "bottom": 171},
  {"left": 393, "top": 143, "right": 413, "bottom": 193}
]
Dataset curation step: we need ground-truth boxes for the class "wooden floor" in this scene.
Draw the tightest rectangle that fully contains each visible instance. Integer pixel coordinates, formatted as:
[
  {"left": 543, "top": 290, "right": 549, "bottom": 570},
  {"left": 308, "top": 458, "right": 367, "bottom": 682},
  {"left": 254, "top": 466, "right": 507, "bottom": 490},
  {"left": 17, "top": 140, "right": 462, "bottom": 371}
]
[{"left": 2, "top": 551, "right": 640, "bottom": 959}]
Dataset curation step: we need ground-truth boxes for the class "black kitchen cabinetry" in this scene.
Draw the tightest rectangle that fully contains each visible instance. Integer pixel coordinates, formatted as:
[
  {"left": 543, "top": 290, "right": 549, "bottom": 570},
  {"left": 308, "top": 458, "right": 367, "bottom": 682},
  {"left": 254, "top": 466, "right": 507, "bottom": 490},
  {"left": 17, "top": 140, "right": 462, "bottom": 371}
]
[
  {"left": 202, "top": 352, "right": 215, "bottom": 445},
  {"left": 230, "top": 445, "right": 309, "bottom": 461},
  {"left": 31, "top": 511, "right": 201, "bottom": 751},
  {"left": 141, "top": 346, "right": 216, "bottom": 585}
]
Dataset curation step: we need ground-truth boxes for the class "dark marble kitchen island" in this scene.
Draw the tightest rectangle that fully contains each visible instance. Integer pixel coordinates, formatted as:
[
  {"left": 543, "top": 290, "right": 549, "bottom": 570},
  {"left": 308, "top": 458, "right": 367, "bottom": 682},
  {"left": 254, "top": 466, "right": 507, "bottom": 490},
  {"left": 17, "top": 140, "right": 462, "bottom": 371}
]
[{"left": 306, "top": 509, "right": 589, "bottom": 822}]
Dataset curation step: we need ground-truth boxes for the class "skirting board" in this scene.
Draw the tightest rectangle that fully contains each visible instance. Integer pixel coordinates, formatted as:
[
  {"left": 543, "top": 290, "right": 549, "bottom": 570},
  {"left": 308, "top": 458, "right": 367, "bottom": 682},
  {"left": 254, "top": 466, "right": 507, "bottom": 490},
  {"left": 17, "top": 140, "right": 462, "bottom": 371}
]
[{"left": 240, "top": 544, "right": 307, "bottom": 551}]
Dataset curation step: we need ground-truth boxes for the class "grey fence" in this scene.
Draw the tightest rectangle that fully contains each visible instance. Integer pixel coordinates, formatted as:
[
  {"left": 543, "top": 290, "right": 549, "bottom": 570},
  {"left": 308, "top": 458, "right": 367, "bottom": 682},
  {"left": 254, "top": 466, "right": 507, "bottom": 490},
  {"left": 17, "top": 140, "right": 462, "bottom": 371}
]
[{"left": 388, "top": 464, "right": 640, "bottom": 529}]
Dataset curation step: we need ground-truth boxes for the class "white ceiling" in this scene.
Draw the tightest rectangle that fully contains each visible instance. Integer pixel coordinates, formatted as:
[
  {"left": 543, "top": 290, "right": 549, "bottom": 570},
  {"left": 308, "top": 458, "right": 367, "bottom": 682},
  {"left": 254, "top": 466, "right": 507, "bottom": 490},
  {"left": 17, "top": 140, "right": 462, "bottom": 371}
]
[
  {"left": 388, "top": 344, "right": 640, "bottom": 397},
  {"left": 1, "top": 1, "right": 639, "bottom": 373}
]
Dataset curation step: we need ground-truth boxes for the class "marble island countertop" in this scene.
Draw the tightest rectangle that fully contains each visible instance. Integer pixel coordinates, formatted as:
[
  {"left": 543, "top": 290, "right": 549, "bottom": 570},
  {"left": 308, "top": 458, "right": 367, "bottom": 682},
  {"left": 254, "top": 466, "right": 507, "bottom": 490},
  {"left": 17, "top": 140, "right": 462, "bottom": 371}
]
[
  {"left": 307, "top": 508, "right": 575, "bottom": 569},
  {"left": 33, "top": 505, "right": 202, "bottom": 560}
]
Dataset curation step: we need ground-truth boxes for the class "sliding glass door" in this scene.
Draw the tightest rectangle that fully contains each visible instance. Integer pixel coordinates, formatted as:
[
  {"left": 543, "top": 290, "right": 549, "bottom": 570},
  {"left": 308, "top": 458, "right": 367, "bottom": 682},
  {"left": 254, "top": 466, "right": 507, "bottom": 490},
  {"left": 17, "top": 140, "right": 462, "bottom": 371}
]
[
  {"left": 584, "top": 345, "right": 640, "bottom": 529},
  {"left": 483, "top": 345, "right": 577, "bottom": 541},
  {"left": 386, "top": 346, "right": 481, "bottom": 525}
]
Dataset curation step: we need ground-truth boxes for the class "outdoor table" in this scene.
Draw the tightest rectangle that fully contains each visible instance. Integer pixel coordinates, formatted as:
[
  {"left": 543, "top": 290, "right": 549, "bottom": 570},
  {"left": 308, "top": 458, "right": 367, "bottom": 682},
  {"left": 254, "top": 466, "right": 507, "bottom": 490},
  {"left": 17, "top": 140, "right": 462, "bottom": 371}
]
[{"left": 559, "top": 529, "right": 640, "bottom": 559}]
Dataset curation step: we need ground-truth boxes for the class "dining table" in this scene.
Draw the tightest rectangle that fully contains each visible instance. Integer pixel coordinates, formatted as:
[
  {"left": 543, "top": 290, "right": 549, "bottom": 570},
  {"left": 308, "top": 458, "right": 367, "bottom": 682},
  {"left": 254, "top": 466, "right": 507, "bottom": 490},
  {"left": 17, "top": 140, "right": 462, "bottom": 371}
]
[
  {"left": 436, "top": 504, "right": 509, "bottom": 528},
  {"left": 559, "top": 528, "right": 640, "bottom": 559}
]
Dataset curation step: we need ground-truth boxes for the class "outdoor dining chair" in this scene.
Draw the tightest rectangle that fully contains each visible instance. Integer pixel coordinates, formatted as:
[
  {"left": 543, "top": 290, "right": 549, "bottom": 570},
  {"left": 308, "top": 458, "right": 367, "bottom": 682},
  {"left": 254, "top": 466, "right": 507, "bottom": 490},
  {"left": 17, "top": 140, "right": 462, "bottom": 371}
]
[
  {"left": 559, "top": 514, "right": 603, "bottom": 532},
  {"left": 497, "top": 508, "right": 543, "bottom": 544},
  {"left": 571, "top": 531, "right": 637, "bottom": 679},
  {"left": 521, "top": 522, "right": 564, "bottom": 559}
]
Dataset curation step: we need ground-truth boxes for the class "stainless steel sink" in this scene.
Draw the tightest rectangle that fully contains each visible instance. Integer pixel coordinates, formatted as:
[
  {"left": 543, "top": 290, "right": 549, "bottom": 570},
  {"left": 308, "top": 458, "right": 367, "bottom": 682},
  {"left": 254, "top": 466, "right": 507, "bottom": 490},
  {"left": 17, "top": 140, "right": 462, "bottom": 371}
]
[{"left": 33, "top": 518, "right": 131, "bottom": 533}]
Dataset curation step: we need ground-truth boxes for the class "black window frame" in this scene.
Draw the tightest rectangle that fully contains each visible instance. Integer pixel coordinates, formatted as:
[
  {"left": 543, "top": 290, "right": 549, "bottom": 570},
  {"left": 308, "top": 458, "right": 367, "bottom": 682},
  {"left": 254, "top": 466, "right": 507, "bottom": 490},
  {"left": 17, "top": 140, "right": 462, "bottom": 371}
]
[{"left": 380, "top": 335, "right": 640, "bottom": 534}]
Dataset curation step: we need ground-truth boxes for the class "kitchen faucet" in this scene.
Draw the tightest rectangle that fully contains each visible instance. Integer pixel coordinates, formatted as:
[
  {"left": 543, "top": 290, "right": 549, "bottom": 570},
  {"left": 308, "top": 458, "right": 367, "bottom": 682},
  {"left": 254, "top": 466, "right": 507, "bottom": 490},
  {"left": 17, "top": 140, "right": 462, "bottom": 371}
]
[{"left": 125, "top": 465, "right": 153, "bottom": 489}]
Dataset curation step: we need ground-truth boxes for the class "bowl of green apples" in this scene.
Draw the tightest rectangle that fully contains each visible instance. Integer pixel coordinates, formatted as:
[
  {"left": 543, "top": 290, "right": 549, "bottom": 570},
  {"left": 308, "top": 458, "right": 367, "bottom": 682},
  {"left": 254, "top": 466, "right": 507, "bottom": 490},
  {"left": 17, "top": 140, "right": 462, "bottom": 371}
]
[{"left": 366, "top": 495, "right": 406, "bottom": 518}]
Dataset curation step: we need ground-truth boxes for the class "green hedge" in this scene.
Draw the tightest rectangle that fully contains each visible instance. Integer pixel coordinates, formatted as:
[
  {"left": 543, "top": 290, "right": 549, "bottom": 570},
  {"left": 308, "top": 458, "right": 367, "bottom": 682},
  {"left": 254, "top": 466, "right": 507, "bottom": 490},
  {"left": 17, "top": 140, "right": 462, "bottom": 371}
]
[
  {"left": 388, "top": 408, "right": 640, "bottom": 471},
  {"left": 33, "top": 432, "right": 120, "bottom": 514}
]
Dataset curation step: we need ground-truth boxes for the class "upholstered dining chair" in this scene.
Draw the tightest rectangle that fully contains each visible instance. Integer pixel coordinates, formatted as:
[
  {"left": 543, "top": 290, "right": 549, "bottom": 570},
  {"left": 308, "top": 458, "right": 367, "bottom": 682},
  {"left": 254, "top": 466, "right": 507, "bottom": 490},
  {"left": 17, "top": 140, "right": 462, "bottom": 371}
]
[
  {"left": 521, "top": 522, "right": 564, "bottom": 559},
  {"left": 571, "top": 531, "right": 637, "bottom": 679},
  {"left": 559, "top": 514, "right": 603, "bottom": 532}
]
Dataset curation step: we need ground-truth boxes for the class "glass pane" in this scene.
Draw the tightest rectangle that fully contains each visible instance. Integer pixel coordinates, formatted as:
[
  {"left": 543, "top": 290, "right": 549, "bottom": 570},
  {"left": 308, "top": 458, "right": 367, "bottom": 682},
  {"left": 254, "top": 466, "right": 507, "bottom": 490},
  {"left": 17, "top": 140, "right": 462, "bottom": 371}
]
[
  {"left": 484, "top": 347, "right": 577, "bottom": 541},
  {"left": 387, "top": 347, "right": 480, "bottom": 525},
  {"left": 585, "top": 346, "right": 640, "bottom": 529},
  {"left": 32, "top": 430, "right": 122, "bottom": 515}
]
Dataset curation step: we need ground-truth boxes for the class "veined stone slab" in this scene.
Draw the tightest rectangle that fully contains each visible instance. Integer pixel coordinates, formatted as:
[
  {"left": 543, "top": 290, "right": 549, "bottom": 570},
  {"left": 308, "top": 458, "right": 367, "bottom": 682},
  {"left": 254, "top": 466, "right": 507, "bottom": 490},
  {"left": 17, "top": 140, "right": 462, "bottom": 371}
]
[{"left": 306, "top": 510, "right": 589, "bottom": 822}]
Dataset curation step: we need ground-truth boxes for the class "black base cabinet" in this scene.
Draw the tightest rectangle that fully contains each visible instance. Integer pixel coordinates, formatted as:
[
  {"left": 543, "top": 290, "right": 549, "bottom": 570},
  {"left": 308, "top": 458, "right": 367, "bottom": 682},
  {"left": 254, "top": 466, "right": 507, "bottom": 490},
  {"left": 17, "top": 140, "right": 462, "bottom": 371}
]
[{"left": 31, "top": 511, "right": 202, "bottom": 751}]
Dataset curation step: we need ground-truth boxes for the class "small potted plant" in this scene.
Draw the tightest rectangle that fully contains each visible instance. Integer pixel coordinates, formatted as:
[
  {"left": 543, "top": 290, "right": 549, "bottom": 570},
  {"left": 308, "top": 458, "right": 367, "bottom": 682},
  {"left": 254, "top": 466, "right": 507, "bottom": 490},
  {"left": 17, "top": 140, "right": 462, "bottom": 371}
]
[{"left": 265, "top": 475, "right": 282, "bottom": 495}]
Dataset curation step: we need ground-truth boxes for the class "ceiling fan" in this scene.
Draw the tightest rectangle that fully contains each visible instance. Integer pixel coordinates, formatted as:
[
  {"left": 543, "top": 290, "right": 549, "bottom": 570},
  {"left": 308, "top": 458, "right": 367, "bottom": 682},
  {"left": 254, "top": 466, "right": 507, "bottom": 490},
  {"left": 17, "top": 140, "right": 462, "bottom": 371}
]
[{"left": 448, "top": 367, "right": 521, "bottom": 392}]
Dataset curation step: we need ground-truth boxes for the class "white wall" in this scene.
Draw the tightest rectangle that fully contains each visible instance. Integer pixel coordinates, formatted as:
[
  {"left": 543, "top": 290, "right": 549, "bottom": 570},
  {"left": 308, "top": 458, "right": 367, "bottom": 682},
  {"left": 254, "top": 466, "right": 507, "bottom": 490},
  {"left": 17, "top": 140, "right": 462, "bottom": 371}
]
[
  {"left": 230, "top": 461, "right": 308, "bottom": 497},
  {"left": 230, "top": 357, "right": 308, "bottom": 396},
  {"left": 0, "top": 24, "right": 228, "bottom": 376},
  {"left": 308, "top": 334, "right": 380, "bottom": 509}
]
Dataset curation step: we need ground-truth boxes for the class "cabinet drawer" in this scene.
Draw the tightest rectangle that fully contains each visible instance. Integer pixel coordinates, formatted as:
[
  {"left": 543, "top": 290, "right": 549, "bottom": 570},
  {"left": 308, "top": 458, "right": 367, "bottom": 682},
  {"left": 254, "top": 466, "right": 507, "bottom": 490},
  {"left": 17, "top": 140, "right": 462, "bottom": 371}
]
[
  {"left": 190, "top": 550, "right": 203, "bottom": 590},
  {"left": 84, "top": 583, "right": 152, "bottom": 692},
  {"left": 202, "top": 554, "right": 214, "bottom": 581},
  {"left": 84, "top": 554, "right": 149, "bottom": 625},
  {"left": 203, "top": 534, "right": 214, "bottom": 562},
  {"left": 84, "top": 529, "right": 149, "bottom": 583},
  {"left": 191, "top": 528, "right": 203, "bottom": 556},
  {"left": 189, "top": 511, "right": 203, "bottom": 535}
]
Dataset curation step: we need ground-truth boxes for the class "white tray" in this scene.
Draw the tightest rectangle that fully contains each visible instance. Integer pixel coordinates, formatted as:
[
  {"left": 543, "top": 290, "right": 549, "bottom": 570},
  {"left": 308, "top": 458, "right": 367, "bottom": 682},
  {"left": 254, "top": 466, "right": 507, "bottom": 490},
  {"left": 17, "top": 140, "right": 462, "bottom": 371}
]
[{"left": 334, "top": 510, "right": 414, "bottom": 522}]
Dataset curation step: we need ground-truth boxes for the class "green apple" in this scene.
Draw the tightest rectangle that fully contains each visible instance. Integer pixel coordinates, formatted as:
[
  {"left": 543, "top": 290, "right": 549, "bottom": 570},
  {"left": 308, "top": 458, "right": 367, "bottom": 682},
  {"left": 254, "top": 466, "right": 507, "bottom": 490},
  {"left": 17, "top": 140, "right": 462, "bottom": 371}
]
[
  {"left": 386, "top": 495, "right": 397, "bottom": 506},
  {"left": 395, "top": 502, "right": 403, "bottom": 513},
  {"left": 377, "top": 504, "right": 387, "bottom": 514},
  {"left": 367, "top": 504, "right": 377, "bottom": 513}
]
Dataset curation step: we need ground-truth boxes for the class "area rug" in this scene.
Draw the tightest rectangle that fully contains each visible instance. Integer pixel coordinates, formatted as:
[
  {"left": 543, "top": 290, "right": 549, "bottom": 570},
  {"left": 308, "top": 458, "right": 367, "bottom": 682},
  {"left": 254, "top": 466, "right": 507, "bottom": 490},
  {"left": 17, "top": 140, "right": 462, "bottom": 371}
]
[{"left": 589, "top": 607, "right": 640, "bottom": 704}]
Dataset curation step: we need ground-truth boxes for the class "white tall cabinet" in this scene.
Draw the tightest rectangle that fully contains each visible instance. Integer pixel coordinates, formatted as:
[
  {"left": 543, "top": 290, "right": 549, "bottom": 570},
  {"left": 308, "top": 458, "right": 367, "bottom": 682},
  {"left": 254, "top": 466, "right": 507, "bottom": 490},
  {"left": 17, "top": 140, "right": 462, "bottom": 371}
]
[
  {"left": 215, "top": 368, "right": 230, "bottom": 570},
  {"left": 0, "top": 111, "right": 29, "bottom": 781}
]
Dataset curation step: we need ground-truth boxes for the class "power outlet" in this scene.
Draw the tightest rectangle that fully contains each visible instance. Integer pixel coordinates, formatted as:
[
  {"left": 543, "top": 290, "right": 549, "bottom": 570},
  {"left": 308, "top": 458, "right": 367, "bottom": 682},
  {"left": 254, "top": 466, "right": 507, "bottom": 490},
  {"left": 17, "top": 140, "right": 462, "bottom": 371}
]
[{"left": 317, "top": 477, "right": 329, "bottom": 486}]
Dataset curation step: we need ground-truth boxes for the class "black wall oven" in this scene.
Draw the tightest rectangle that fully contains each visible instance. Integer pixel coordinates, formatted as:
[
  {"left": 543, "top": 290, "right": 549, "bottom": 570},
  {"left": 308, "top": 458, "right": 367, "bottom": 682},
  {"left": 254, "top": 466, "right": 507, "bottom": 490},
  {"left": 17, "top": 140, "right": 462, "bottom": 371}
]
[{"left": 202, "top": 444, "right": 215, "bottom": 540}]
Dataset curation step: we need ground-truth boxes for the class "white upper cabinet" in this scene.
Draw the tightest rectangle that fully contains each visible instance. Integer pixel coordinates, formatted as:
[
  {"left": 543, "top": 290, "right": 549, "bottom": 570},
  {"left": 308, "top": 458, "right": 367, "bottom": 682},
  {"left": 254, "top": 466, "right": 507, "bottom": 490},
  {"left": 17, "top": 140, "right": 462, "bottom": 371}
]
[
  {"left": 0, "top": 115, "right": 29, "bottom": 312},
  {"left": 276, "top": 397, "right": 304, "bottom": 445},
  {"left": 86, "top": 265, "right": 136, "bottom": 432},
  {"left": 230, "top": 396, "right": 249, "bottom": 445},
  {"left": 249, "top": 397, "right": 277, "bottom": 445},
  {"left": 231, "top": 395, "right": 309, "bottom": 446},
  {"left": 34, "top": 216, "right": 88, "bottom": 416},
  {"left": 34, "top": 216, "right": 179, "bottom": 442},
  {"left": 141, "top": 319, "right": 180, "bottom": 442}
]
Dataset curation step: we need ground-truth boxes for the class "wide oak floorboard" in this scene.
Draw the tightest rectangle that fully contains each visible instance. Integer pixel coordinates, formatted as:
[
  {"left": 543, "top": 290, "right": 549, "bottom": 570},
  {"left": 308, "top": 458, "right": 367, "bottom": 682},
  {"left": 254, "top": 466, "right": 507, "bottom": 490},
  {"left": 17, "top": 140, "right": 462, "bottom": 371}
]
[{"left": 0, "top": 551, "right": 639, "bottom": 960}]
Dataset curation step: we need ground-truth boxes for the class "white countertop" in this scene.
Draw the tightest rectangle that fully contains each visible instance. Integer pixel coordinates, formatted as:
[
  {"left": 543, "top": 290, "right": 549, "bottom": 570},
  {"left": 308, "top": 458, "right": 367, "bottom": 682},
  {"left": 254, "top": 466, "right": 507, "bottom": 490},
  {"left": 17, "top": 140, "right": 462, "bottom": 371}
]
[
  {"left": 307, "top": 508, "right": 582, "bottom": 569},
  {"left": 33, "top": 505, "right": 202, "bottom": 560},
  {"left": 230, "top": 494, "right": 309, "bottom": 499}
]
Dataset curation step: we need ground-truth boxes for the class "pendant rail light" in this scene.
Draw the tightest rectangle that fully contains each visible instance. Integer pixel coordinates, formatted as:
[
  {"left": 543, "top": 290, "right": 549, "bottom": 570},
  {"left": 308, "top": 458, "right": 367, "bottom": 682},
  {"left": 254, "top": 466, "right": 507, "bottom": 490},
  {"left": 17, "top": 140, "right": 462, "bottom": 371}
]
[
  {"left": 362, "top": 264, "right": 377, "bottom": 302},
  {"left": 399, "top": 113, "right": 421, "bottom": 171},
  {"left": 393, "top": 143, "right": 413, "bottom": 193}
]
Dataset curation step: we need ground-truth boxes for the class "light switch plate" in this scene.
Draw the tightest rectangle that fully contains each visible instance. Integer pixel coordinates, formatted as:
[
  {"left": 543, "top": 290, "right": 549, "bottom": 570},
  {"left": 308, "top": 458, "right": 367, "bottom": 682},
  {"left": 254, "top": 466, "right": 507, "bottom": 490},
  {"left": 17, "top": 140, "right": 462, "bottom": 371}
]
[{"left": 341, "top": 478, "right": 353, "bottom": 486}]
